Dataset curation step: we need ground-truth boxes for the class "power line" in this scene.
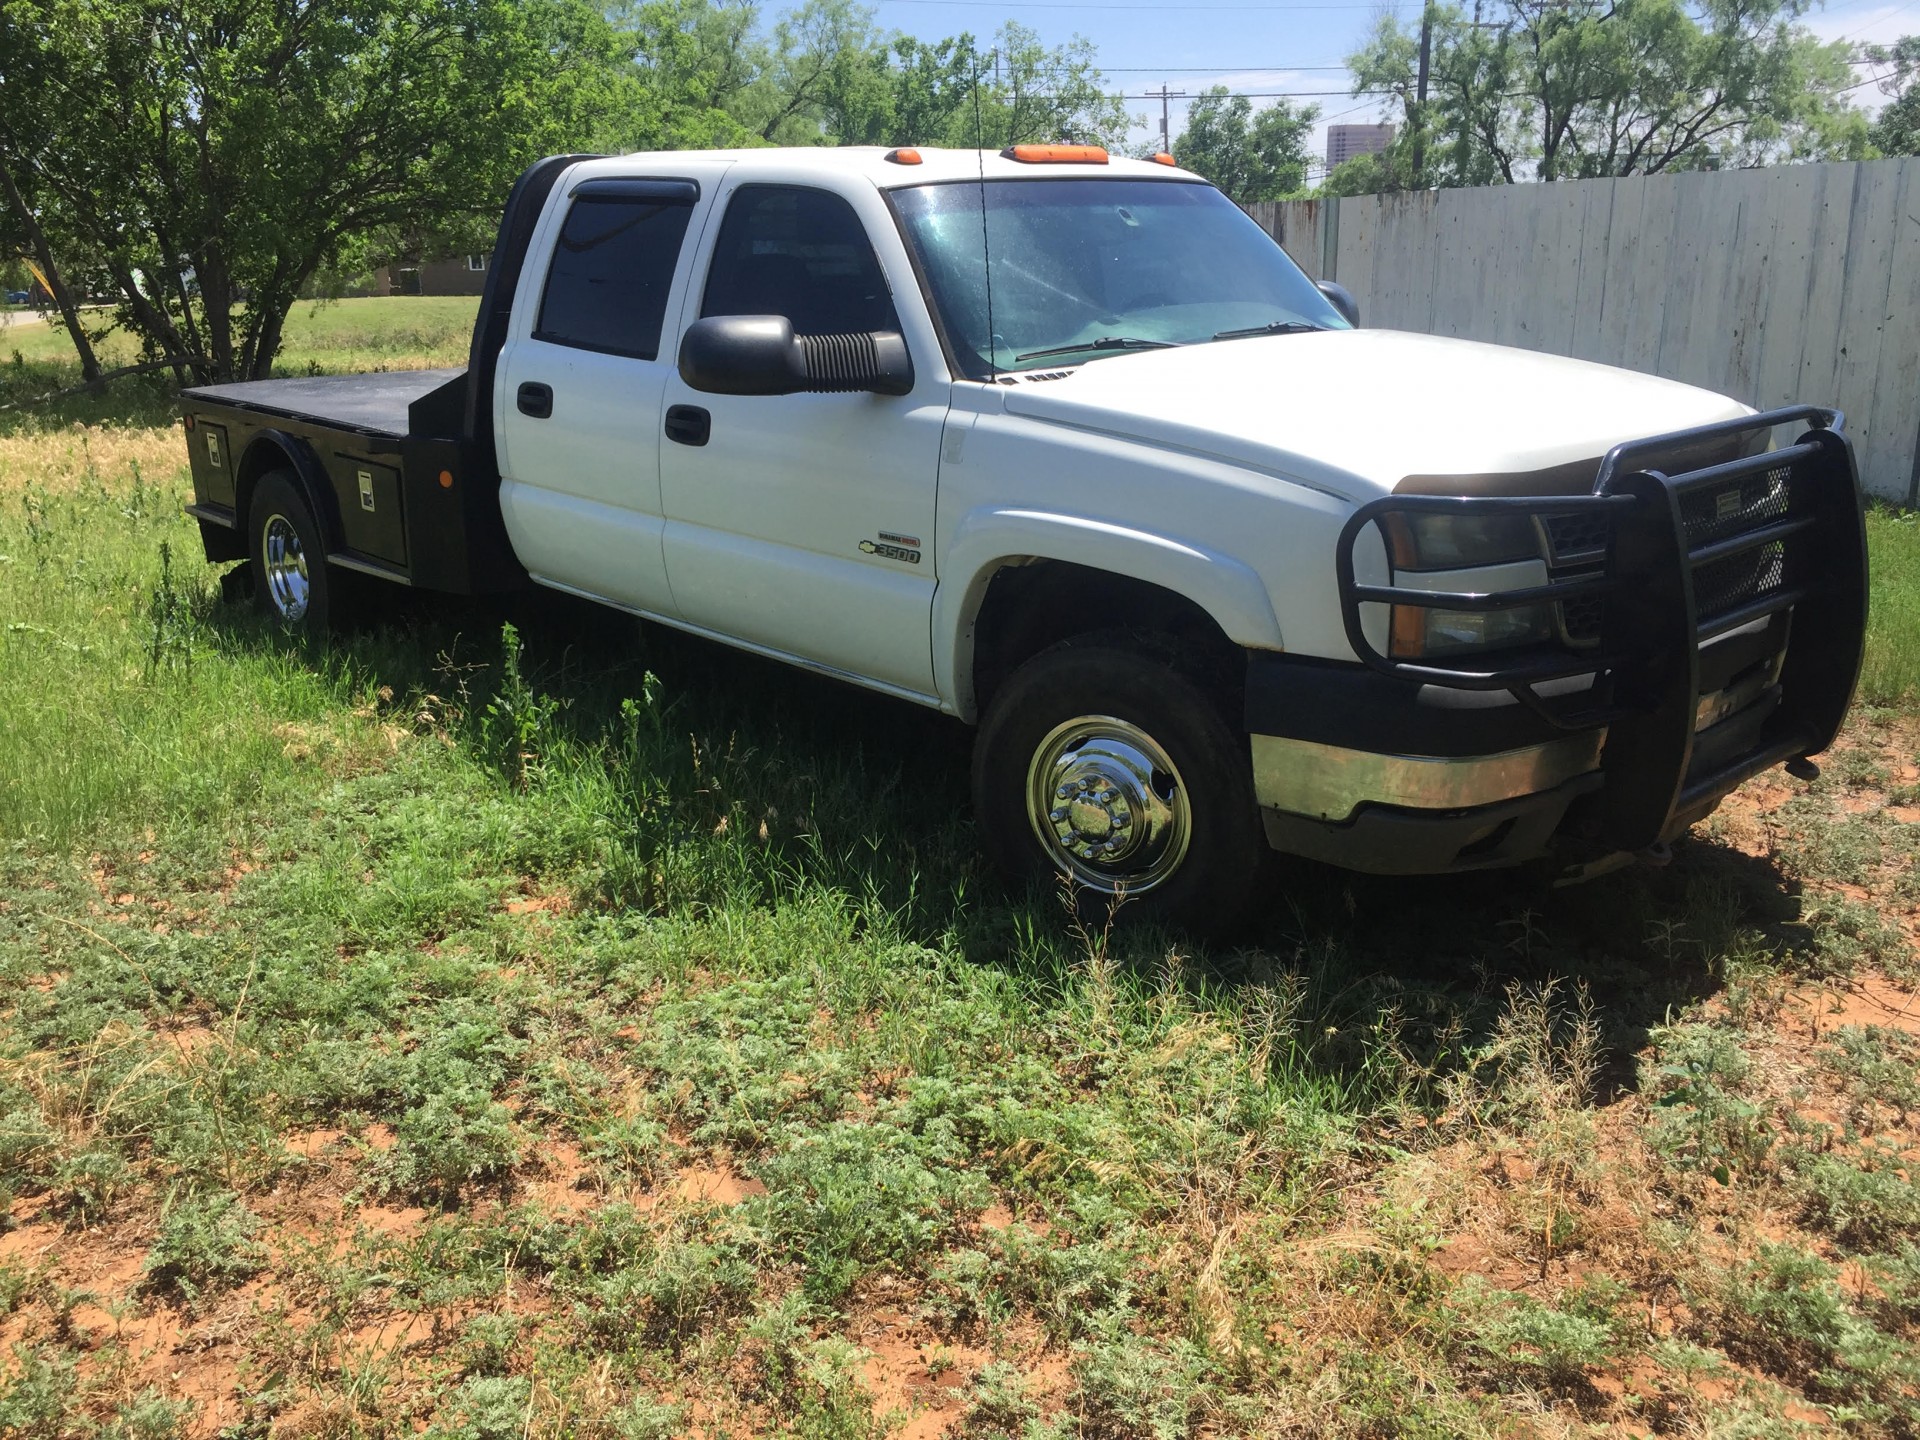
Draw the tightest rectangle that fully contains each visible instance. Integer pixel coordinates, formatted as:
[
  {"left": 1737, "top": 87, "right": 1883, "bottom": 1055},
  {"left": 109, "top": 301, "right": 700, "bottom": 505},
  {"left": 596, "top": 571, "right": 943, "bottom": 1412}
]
[
  {"left": 1101, "top": 65, "right": 1353, "bottom": 71},
  {"left": 1835, "top": 0, "right": 1920, "bottom": 40},
  {"left": 874, "top": 0, "right": 1413, "bottom": 10},
  {"left": 1119, "top": 87, "right": 1392, "bottom": 97}
]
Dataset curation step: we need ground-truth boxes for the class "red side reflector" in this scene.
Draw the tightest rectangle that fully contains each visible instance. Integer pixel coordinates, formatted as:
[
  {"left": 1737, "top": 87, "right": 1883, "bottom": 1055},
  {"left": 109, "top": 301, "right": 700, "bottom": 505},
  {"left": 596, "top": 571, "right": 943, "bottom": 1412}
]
[
  {"left": 1151, "top": 152, "right": 1177, "bottom": 166},
  {"left": 183, "top": 414, "right": 196, "bottom": 431},
  {"left": 1003, "top": 144, "right": 1109, "bottom": 165},
  {"left": 886, "top": 147, "right": 923, "bottom": 165}
]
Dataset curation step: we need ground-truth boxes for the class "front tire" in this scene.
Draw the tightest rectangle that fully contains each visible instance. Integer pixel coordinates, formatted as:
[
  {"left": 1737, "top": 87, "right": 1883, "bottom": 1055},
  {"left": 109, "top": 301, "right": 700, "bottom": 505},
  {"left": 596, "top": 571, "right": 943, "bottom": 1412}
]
[
  {"left": 248, "top": 470, "right": 333, "bottom": 635},
  {"left": 972, "top": 637, "right": 1267, "bottom": 936}
]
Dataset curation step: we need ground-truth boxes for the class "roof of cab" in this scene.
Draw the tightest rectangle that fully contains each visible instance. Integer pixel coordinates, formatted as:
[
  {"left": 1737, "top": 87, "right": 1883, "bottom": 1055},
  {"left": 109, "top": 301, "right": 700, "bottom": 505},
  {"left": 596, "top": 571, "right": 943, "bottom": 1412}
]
[{"left": 564, "top": 146, "right": 1202, "bottom": 189}]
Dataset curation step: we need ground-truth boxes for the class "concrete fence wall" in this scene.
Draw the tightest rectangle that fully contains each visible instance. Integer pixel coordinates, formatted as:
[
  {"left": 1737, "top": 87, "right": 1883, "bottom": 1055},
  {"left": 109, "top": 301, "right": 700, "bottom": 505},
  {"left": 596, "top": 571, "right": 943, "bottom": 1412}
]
[{"left": 1247, "top": 158, "right": 1920, "bottom": 502}]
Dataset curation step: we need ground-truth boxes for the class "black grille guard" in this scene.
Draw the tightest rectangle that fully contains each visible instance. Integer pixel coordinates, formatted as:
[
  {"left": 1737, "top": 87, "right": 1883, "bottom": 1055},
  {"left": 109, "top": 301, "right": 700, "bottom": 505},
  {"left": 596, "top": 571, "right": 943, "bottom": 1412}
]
[{"left": 1333, "top": 406, "right": 1869, "bottom": 852}]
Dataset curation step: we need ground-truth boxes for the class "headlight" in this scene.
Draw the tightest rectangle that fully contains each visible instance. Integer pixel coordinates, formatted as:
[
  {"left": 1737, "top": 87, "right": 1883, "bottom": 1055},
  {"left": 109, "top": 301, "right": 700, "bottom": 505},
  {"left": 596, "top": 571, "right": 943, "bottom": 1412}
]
[
  {"left": 1391, "top": 601, "right": 1554, "bottom": 658},
  {"left": 1383, "top": 512, "right": 1540, "bottom": 570},
  {"left": 1379, "top": 513, "right": 1555, "bottom": 658}
]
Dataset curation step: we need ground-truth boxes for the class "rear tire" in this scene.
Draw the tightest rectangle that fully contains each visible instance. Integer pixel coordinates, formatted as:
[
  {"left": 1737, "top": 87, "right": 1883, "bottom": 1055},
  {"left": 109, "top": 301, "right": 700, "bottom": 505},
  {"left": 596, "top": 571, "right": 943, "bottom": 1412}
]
[
  {"left": 248, "top": 470, "right": 335, "bottom": 636},
  {"left": 972, "top": 635, "right": 1268, "bottom": 937}
]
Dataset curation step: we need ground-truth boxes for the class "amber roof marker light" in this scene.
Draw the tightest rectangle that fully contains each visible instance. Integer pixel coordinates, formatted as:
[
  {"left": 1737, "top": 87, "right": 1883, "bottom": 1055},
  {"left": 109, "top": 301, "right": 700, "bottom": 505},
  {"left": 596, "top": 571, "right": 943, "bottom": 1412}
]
[
  {"left": 1002, "top": 144, "right": 1109, "bottom": 164},
  {"left": 885, "top": 147, "right": 923, "bottom": 165},
  {"left": 1150, "top": 152, "right": 1177, "bottom": 166}
]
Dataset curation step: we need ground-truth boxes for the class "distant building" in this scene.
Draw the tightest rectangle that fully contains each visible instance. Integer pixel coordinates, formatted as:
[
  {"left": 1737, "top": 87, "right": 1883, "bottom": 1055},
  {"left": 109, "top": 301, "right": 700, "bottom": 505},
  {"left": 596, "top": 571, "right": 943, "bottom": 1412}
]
[
  {"left": 309, "top": 252, "right": 493, "bottom": 301},
  {"left": 1327, "top": 123, "right": 1396, "bottom": 171},
  {"left": 389, "top": 253, "right": 492, "bottom": 297}
]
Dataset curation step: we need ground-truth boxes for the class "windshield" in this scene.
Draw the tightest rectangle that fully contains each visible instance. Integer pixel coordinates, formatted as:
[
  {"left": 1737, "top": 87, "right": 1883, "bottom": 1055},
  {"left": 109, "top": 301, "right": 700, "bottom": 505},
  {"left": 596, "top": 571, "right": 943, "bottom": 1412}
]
[{"left": 888, "top": 178, "right": 1349, "bottom": 379}]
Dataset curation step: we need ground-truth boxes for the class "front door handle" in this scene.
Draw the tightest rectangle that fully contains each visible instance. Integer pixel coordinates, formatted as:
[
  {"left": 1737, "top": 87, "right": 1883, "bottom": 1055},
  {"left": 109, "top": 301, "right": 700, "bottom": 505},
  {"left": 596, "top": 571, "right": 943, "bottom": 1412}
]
[
  {"left": 516, "top": 381, "right": 553, "bottom": 419},
  {"left": 665, "top": 404, "right": 710, "bottom": 447}
]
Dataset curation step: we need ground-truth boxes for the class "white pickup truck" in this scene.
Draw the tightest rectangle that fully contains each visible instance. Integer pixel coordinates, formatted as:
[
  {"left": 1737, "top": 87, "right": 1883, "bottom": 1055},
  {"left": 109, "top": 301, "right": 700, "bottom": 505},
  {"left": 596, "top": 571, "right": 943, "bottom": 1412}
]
[{"left": 179, "top": 145, "right": 1868, "bottom": 932}]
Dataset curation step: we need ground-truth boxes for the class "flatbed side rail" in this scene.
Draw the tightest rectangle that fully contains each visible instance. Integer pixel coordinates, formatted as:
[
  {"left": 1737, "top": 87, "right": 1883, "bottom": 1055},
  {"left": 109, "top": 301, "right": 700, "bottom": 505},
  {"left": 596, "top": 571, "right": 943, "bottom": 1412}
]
[{"left": 1334, "top": 406, "right": 1868, "bottom": 851}]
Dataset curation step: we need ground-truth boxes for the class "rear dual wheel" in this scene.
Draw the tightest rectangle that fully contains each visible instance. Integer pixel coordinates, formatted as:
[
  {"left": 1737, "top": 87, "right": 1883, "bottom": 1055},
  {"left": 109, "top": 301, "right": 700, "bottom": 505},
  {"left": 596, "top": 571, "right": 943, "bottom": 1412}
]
[
  {"left": 972, "top": 637, "right": 1267, "bottom": 936},
  {"left": 248, "top": 470, "right": 338, "bottom": 635}
]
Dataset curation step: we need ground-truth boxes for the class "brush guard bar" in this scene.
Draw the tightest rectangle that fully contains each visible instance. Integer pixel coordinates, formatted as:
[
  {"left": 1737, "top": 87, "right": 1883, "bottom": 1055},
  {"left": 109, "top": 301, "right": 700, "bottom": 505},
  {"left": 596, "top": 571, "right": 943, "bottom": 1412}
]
[{"left": 1333, "top": 407, "right": 1868, "bottom": 852}]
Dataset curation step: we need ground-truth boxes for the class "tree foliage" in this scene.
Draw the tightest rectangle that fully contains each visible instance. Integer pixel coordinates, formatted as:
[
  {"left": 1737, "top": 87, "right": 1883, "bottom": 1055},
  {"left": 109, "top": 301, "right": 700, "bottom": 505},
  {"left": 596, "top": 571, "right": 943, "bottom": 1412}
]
[
  {"left": 0, "top": 0, "right": 640, "bottom": 382},
  {"left": 1344, "top": 0, "right": 1871, "bottom": 192},
  {"left": 1868, "top": 37, "right": 1920, "bottom": 156},
  {"left": 1172, "top": 87, "right": 1319, "bottom": 202},
  {"left": 0, "top": 0, "right": 1129, "bottom": 382}
]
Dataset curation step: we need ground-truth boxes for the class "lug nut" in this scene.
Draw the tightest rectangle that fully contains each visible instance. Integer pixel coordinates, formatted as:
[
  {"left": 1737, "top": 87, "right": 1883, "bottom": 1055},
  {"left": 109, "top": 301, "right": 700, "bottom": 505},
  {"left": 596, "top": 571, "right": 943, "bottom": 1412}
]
[
  {"left": 1056, "top": 783, "right": 1073, "bottom": 799},
  {"left": 1050, "top": 807, "right": 1067, "bottom": 823}
]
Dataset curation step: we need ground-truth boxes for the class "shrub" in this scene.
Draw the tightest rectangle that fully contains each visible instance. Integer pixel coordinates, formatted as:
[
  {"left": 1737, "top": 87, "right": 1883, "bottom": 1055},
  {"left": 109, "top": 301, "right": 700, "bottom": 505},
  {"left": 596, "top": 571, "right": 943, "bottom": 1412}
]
[
  {"left": 1647, "top": 1024, "right": 1770, "bottom": 1184},
  {"left": 578, "top": 1238, "right": 756, "bottom": 1351},
  {"left": 105, "top": 1390, "right": 192, "bottom": 1440},
  {"left": 1070, "top": 1327, "right": 1214, "bottom": 1440},
  {"left": 0, "top": 1346, "right": 78, "bottom": 1440},
  {"left": 142, "top": 1190, "right": 265, "bottom": 1302},
  {"left": 1794, "top": 1152, "right": 1920, "bottom": 1251},
  {"left": 1465, "top": 1288, "right": 1617, "bottom": 1388},
  {"left": 1711, "top": 1243, "right": 1920, "bottom": 1421},
  {"left": 610, "top": 1396, "right": 685, "bottom": 1440},
  {"left": 456, "top": 1313, "right": 521, "bottom": 1376},
  {"left": 428, "top": 1376, "right": 532, "bottom": 1440},
  {"left": 390, "top": 1090, "right": 520, "bottom": 1200},
  {"left": 754, "top": 1116, "right": 988, "bottom": 1303},
  {"left": 960, "top": 1361, "right": 1040, "bottom": 1437}
]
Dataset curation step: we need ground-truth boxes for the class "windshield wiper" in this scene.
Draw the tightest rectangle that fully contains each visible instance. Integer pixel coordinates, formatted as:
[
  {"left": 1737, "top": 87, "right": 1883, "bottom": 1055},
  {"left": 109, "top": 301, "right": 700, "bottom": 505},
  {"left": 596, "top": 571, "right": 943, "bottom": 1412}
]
[
  {"left": 1014, "top": 336, "right": 1181, "bottom": 362},
  {"left": 1211, "top": 320, "right": 1325, "bottom": 341}
]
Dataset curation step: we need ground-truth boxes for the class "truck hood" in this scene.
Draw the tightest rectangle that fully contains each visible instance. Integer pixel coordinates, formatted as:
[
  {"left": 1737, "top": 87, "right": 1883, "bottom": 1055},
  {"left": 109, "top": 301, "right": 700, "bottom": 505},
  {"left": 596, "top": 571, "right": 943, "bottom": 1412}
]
[{"left": 996, "top": 329, "right": 1752, "bottom": 499}]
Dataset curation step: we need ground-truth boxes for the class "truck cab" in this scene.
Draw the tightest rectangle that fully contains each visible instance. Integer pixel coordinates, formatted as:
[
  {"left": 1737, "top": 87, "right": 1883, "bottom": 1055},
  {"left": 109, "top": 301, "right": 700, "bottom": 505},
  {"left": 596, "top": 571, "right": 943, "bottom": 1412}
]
[{"left": 179, "top": 146, "right": 1869, "bottom": 934}]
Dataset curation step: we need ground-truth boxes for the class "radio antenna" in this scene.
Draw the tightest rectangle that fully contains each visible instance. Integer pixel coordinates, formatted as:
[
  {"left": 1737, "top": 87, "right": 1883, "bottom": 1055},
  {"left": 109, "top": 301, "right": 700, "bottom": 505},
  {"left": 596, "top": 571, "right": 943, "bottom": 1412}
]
[{"left": 971, "top": 50, "right": 998, "bottom": 382}]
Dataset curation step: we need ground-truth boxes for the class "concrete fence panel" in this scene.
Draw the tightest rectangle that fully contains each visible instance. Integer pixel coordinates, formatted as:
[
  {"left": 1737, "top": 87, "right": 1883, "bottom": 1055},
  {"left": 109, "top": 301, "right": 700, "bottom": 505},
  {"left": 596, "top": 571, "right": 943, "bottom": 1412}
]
[{"left": 1253, "top": 160, "right": 1920, "bottom": 501}]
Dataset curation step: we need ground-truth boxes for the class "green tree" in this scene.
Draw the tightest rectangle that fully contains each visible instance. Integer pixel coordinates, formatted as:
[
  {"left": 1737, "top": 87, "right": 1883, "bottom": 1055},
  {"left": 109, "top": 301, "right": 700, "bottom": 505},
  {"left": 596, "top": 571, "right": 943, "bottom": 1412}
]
[
  {"left": 0, "top": 0, "right": 639, "bottom": 383},
  {"left": 1347, "top": 0, "right": 1870, "bottom": 188},
  {"left": 1172, "top": 87, "right": 1320, "bottom": 202},
  {"left": 758, "top": 14, "right": 1129, "bottom": 150},
  {"left": 1868, "top": 37, "right": 1920, "bottom": 155}
]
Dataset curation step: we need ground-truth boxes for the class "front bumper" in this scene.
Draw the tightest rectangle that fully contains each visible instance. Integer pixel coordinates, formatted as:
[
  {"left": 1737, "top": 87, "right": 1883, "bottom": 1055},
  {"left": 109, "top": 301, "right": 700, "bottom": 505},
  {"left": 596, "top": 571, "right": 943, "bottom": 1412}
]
[
  {"left": 1248, "top": 407, "right": 1868, "bottom": 875},
  {"left": 1245, "top": 655, "right": 1614, "bottom": 873}
]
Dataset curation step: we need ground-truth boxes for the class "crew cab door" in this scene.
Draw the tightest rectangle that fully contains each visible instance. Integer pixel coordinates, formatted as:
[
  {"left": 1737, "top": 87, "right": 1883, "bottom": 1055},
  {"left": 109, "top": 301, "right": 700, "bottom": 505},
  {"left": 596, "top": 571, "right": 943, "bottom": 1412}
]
[
  {"left": 495, "top": 163, "right": 730, "bottom": 615},
  {"left": 657, "top": 178, "right": 946, "bottom": 699}
]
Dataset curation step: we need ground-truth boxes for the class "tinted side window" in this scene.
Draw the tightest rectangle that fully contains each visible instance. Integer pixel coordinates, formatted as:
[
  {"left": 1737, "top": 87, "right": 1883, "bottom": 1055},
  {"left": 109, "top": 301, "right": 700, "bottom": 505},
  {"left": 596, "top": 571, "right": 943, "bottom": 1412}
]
[
  {"left": 702, "top": 186, "right": 899, "bottom": 336},
  {"left": 536, "top": 194, "right": 694, "bottom": 359}
]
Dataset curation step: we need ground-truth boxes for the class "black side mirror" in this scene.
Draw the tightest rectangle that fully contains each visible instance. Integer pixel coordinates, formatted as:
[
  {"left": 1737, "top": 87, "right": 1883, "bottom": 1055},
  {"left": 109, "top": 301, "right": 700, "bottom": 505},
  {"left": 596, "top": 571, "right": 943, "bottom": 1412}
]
[
  {"left": 1316, "top": 280, "right": 1360, "bottom": 329},
  {"left": 678, "top": 315, "right": 913, "bottom": 397}
]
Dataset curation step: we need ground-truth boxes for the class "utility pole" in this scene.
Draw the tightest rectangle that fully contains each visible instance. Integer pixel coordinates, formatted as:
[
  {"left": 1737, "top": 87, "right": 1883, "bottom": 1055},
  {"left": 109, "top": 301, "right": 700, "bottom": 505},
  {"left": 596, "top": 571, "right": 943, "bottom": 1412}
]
[
  {"left": 1148, "top": 84, "right": 1185, "bottom": 155},
  {"left": 1411, "top": 1, "right": 1433, "bottom": 187}
]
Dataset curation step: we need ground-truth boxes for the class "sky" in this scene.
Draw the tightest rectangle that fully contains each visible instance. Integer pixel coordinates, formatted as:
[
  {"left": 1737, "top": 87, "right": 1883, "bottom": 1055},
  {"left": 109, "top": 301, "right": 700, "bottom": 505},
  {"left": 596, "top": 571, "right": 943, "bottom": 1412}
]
[{"left": 795, "top": 0, "right": 1920, "bottom": 178}]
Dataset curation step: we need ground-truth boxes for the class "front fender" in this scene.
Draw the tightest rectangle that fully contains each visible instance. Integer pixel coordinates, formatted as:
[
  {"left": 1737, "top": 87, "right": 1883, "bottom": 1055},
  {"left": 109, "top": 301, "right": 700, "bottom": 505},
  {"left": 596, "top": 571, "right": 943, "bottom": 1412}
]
[{"left": 935, "top": 507, "right": 1285, "bottom": 720}]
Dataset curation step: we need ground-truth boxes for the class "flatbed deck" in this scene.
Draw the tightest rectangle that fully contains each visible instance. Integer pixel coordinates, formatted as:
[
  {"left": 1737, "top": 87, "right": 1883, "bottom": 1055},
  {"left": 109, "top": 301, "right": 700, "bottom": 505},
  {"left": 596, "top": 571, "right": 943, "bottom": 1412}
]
[{"left": 182, "top": 368, "right": 466, "bottom": 440}]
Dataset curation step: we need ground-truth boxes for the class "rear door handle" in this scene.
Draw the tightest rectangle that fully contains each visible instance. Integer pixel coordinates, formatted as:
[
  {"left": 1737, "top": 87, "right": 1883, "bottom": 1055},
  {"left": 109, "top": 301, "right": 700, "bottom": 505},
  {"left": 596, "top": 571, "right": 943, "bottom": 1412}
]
[
  {"left": 665, "top": 404, "right": 710, "bottom": 447},
  {"left": 516, "top": 381, "right": 553, "bottom": 419}
]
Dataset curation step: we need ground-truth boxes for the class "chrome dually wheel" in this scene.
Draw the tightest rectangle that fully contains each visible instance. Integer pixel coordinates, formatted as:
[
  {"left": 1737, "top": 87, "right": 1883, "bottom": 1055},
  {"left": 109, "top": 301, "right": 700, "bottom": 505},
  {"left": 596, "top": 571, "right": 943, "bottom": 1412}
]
[
  {"left": 1025, "top": 716, "right": 1191, "bottom": 893},
  {"left": 248, "top": 470, "right": 335, "bottom": 636},
  {"left": 261, "top": 512, "right": 310, "bottom": 621},
  {"left": 974, "top": 635, "right": 1268, "bottom": 935}
]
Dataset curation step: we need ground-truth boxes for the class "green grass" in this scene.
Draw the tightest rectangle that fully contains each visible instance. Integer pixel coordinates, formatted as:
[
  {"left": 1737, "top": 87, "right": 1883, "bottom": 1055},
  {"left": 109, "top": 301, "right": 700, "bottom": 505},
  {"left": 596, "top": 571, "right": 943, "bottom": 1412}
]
[
  {"left": 0, "top": 334, "right": 1918, "bottom": 1434},
  {"left": 1, "top": 296, "right": 477, "bottom": 403},
  {"left": 1863, "top": 506, "right": 1920, "bottom": 707}
]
